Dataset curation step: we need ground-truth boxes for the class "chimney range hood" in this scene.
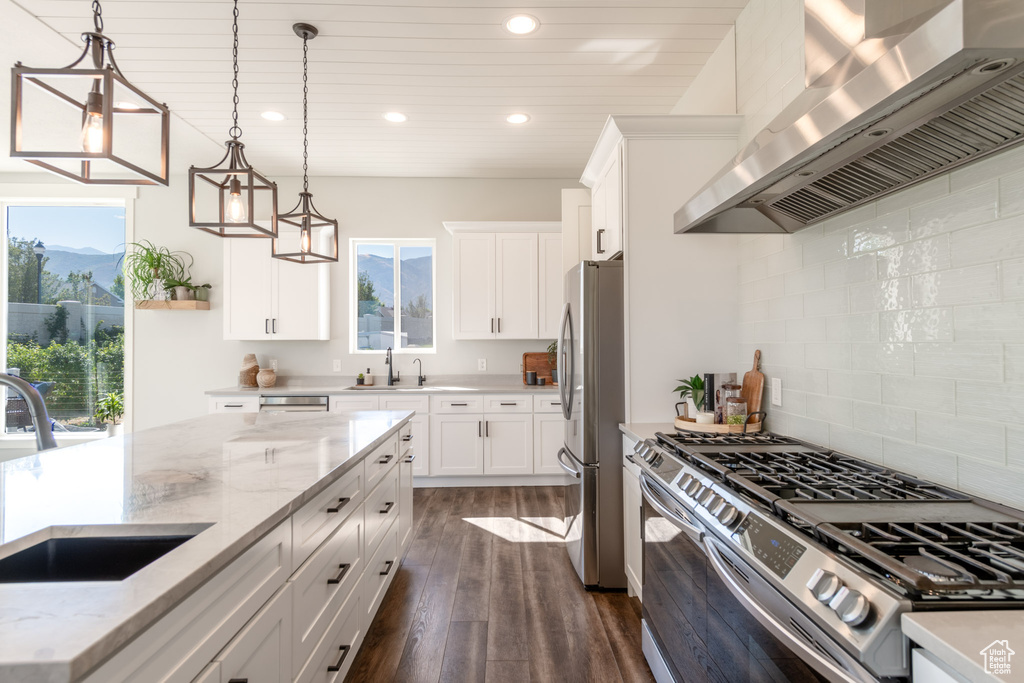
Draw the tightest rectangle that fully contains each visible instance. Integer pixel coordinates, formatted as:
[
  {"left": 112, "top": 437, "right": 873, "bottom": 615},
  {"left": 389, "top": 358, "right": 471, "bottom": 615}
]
[{"left": 675, "top": 0, "right": 1024, "bottom": 234}]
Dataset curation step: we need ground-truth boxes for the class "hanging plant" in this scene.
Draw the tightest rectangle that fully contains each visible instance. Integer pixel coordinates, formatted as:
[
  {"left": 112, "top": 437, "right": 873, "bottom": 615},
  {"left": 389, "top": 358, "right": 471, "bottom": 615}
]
[{"left": 121, "top": 240, "right": 193, "bottom": 301}]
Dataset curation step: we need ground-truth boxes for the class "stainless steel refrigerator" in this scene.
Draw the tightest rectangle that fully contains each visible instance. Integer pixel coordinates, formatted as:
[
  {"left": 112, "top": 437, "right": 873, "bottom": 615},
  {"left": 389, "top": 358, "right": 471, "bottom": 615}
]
[{"left": 555, "top": 260, "right": 626, "bottom": 589}]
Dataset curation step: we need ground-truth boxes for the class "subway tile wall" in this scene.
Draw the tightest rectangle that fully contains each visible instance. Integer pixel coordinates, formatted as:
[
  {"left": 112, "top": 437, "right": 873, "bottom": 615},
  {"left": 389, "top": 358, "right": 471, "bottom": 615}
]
[{"left": 738, "top": 144, "right": 1024, "bottom": 509}]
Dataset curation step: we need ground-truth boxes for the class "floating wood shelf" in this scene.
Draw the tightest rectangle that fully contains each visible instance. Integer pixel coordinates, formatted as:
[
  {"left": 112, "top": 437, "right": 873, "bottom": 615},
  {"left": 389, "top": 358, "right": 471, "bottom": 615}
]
[{"left": 134, "top": 300, "right": 210, "bottom": 310}]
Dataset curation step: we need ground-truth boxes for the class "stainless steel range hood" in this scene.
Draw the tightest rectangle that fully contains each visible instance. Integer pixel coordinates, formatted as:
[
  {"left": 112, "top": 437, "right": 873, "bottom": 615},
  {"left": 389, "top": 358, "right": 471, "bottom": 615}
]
[{"left": 675, "top": 0, "right": 1024, "bottom": 234}]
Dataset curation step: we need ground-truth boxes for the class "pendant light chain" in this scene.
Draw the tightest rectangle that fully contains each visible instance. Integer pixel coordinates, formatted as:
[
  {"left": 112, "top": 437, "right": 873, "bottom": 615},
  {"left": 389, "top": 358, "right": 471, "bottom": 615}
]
[
  {"left": 92, "top": 0, "right": 104, "bottom": 33},
  {"left": 302, "top": 35, "right": 309, "bottom": 192},
  {"left": 229, "top": 0, "right": 242, "bottom": 140}
]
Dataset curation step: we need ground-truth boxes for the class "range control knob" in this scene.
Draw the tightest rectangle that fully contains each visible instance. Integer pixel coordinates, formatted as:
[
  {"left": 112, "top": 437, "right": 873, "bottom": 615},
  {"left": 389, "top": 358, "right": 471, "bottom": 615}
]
[
  {"left": 717, "top": 504, "right": 740, "bottom": 527},
  {"left": 684, "top": 479, "right": 702, "bottom": 497},
  {"left": 829, "top": 587, "right": 871, "bottom": 627},
  {"left": 806, "top": 569, "right": 843, "bottom": 604},
  {"left": 678, "top": 474, "right": 694, "bottom": 490},
  {"left": 706, "top": 495, "right": 726, "bottom": 515},
  {"left": 697, "top": 488, "right": 716, "bottom": 507}
]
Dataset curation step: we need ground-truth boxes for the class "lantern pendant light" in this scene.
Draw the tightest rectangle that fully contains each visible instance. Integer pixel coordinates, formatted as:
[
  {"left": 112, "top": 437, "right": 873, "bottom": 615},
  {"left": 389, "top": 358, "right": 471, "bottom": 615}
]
[
  {"left": 273, "top": 24, "right": 339, "bottom": 264},
  {"left": 10, "top": 0, "right": 170, "bottom": 185},
  {"left": 188, "top": 0, "right": 278, "bottom": 238}
]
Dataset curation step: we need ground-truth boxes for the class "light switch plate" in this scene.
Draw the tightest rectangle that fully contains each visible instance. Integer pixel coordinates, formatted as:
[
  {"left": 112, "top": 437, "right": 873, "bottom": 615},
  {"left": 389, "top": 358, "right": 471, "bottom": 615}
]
[
  {"left": 269, "top": 359, "right": 278, "bottom": 372},
  {"left": 771, "top": 378, "right": 782, "bottom": 406},
  {"left": 332, "top": 360, "right": 341, "bottom": 372}
]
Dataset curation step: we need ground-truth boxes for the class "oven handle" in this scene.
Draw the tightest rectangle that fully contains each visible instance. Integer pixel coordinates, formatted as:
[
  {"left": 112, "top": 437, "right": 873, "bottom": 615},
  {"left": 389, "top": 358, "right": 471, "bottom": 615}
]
[
  {"left": 639, "top": 473, "right": 704, "bottom": 545},
  {"left": 703, "top": 537, "right": 875, "bottom": 683}
]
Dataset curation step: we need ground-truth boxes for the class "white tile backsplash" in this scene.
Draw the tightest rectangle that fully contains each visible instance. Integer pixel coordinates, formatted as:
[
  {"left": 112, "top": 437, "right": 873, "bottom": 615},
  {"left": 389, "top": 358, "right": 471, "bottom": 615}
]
[{"left": 737, "top": 144, "right": 1024, "bottom": 509}]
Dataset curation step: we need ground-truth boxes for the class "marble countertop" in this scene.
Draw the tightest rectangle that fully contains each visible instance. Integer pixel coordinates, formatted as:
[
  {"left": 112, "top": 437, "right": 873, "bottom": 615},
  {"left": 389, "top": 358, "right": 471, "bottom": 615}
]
[
  {"left": 207, "top": 373, "right": 559, "bottom": 396},
  {"left": 0, "top": 409, "right": 412, "bottom": 683},
  {"left": 903, "top": 612, "right": 1024, "bottom": 682},
  {"left": 619, "top": 422, "right": 676, "bottom": 443}
]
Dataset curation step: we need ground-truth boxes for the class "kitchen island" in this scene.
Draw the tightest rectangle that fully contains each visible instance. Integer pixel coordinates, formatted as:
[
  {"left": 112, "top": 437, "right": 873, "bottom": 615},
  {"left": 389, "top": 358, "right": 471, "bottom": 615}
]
[{"left": 0, "top": 408, "right": 413, "bottom": 683}]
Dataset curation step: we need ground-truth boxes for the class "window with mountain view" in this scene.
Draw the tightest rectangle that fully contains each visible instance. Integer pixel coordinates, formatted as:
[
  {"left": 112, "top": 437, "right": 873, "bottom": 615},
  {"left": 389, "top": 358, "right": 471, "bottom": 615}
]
[
  {"left": 3, "top": 203, "right": 125, "bottom": 436},
  {"left": 353, "top": 239, "right": 435, "bottom": 352}
]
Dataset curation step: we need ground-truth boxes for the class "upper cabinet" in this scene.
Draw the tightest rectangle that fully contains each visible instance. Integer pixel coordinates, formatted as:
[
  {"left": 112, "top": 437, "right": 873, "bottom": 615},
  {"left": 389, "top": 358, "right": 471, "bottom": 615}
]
[
  {"left": 224, "top": 240, "right": 330, "bottom": 341},
  {"left": 588, "top": 150, "right": 622, "bottom": 259},
  {"left": 446, "top": 222, "right": 561, "bottom": 341}
]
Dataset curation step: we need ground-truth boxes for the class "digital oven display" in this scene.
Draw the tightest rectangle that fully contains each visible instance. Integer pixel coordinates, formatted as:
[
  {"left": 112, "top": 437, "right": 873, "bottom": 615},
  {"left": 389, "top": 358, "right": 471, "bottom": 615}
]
[{"left": 738, "top": 514, "right": 806, "bottom": 579}]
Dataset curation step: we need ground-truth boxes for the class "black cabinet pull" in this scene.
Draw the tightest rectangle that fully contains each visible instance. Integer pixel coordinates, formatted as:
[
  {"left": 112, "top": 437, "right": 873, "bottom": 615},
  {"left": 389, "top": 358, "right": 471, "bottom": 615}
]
[
  {"left": 498, "top": 318, "right": 501, "bottom": 333},
  {"left": 229, "top": 679, "right": 248, "bottom": 683},
  {"left": 326, "top": 497, "right": 351, "bottom": 514},
  {"left": 326, "top": 644, "right": 351, "bottom": 673},
  {"left": 597, "top": 228, "right": 606, "bottom": 254},
  {"left": 404, "top": 454, "right": 417, "bottom": 464},
  {"left": 478, "top": 421, "right": 482, "bottom": 437},
  {"left": 451, "top": 402, "right": 468, "bottom": 406},
  {"left": 500, "top": 402, "right": 517, "bottom": 406},
  {"left": 485, "top": 421, "right": 489, "bottom": 437},
  {"left": 327, "top": 563, "right": 351, "bottom": 585},
  {"left": 380, "top": 559, "right": 394, "bottom": 576},
  {"left": 224, "top": 403, "right": 243, "bottom": 408},
  {"left": 378, "top": 453, "right": 394, "bottom": 464},
  {"left": 491, "top": 318, "right": 494, "bottom": 333},
  {"left": 265, "top": 318, "right": 269, "bottom": 334},
  {"left": 402, "top": 434, "right": 413, "bottom": 441},
  {"left": 272, "top": 318, "right": 277, "bottom": 333},
  {"left": 380, "top": 501, "right": 394, "bottom": 514}
]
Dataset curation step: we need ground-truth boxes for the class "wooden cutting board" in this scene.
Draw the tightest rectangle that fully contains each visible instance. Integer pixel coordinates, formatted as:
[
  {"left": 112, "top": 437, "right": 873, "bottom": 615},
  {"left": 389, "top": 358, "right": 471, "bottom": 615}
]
[
  {"left": 741, "top": 349, "right": 765, "bottom": 416},
  {"left": 522, "top": 352, "right": 557, "bottom": 385}
]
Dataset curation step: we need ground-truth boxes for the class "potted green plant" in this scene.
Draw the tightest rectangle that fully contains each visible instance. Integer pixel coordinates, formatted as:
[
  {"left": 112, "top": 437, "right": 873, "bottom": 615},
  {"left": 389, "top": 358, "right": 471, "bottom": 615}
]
[
  {"left": 673, "top": 375, "right": 706, "bottom": 420},
  {"left": 356, "top": 373, "right": 365, "bottom": 386},
  {"left": 121, "top": 240, "right": 193, "bottom": 302},
  {"left": 95, "top": 391, "right": 124, "bottom": 436},
  {"left": 194, "top": 283, "right": 212, "bottom": 302},
  {"left": 164, "top": 275, "right": 196, "bottom": 301}
]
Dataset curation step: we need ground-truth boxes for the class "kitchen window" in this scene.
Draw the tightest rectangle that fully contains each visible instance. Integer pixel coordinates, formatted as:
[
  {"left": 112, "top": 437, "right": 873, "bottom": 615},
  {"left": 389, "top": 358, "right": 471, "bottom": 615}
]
[
  {"left": 350, "top": 239, "right": 435, "bottom": 353},
  {"left": 2, "top": 200, "right": 127, "bottom": 438}
]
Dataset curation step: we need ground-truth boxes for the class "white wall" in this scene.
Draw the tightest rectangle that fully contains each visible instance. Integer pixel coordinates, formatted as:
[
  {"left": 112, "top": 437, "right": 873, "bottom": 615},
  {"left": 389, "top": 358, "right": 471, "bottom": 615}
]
[
  {"left": 671, "top": 28, "right": 737, "bottom": 116},
  {"left": 125, "top": 175, "right": 575, "bottom": 430}
]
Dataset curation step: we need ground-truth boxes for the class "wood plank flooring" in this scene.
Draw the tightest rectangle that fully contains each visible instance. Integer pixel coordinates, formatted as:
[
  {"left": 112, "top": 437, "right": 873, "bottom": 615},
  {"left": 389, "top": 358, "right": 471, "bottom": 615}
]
[{"left": 346, "top": 486, "right": 654, "bottom": 683}]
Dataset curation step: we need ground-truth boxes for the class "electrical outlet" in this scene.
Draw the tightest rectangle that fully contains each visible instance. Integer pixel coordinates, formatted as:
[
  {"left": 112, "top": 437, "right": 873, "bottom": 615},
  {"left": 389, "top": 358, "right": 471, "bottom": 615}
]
[
  {"left": 270, "top": 359, "right": 278, "bottom": 372},
  {"left": 771, "top": 377, "right": 782, "bottom": 407},
  {"left": 332, "top": 360, "right": 341, "bottom": 372},
  {"left": 477, "top": 358, "right": 487, "bottom": 372}
]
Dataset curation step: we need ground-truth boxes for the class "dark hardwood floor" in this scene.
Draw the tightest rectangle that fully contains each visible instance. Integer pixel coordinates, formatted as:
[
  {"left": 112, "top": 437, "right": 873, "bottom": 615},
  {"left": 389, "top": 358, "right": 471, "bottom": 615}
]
[{"left": 346, "top": 486, "right": 654, "bottom": 683}]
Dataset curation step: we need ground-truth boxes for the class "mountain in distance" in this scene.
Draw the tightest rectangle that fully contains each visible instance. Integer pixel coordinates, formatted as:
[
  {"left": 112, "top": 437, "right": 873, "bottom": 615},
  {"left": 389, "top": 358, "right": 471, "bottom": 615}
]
[
  {"left": 357, "top": 254, "right": 433, "bottom": 311},
  {"left": 46, "top": 244, "right": 109, "bottom": 256},
  {"left": 43, "top": 248, "right": 125, "bottom": 291}
]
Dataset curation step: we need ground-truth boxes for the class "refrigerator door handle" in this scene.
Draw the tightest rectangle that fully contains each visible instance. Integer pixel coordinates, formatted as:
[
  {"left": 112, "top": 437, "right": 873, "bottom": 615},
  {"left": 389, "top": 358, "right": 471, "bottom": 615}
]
[
  {"left": 557, "top": 302, "right": 574, "bottom": 420},
  {"left": 556, "top": 447, "right": 581, "bottom": 479}
]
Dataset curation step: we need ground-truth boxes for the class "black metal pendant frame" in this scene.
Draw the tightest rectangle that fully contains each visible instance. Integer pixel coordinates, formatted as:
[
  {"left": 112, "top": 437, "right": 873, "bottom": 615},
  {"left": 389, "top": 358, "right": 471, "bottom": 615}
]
[
  {"left": 273, "top": 191, "right": 339, "bottom": 263},
  {"left": 189, "top": 140, "right": 278, "bottom": 238}
]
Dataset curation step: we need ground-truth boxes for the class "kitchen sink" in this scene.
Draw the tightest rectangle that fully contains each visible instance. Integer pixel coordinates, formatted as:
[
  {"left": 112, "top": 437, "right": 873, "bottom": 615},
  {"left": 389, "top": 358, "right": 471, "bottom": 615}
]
[
  {"left": 0, "top": 525, "right": 211, "bottom": 583},
  {"left": 343, "top": 386, "right": 429, "bottom": 391}
]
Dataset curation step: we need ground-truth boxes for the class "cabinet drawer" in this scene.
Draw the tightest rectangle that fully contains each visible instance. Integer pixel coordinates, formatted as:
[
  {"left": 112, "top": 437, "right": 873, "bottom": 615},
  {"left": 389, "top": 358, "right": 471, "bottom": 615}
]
[
  {"left": 330, "top": 395, "right": 380, "bottom": 411},
  {"left": 216, "top": 583, "right": 292, "bottom": 683},
  {"left": 365, "top": 467, "right": 400, "bottom": 557},
  {"left": 430, "top": 395, "right": 483, "bottom": 413},
  {"left": 380, "top": 395, "right": 430, "bottom": 413},
  {"left": 292, "top": 462, "right": 363, "bottom": 569},
  {"left": 295, "top": 584, "right": 363, "bottom": 683},
  {"left": 483, "top": 394, "right": 532, "bottom": 413},
  {"left": 364, "top": 435, "right": 399, "bottom": 493},
  {"left": 208, "top": 395, "right": 260, "bottom": 413},
  {"left": 399, "top": 422, "right": 414, "bottom": 456},
  {"left": 533, "top": 394, "right": 563, "bottom": 413},
  {"left": 364, "top": 518, "right": 400, "bottom": 622},
  {"left": 291, "top": 508, "right": 363, "bottom": 677},
  {"left": 83, "top": 522, "right": 291, "bottom": 683}
]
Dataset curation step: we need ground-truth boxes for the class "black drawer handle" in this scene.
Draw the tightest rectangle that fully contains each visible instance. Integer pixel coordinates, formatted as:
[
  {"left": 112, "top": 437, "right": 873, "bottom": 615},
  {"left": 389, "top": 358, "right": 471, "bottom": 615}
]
[
  {"left": 500, "top": 402, "right": 518, "bottom": 406},
  {"left": 223, "top": 404, "right": 243, "bottom": 408},
  {"left": 327, "top": 644, "right": 351, "bottom": 673},
  {"left": 229, "top": 679, "right": 248, "bottom": 683},
  {"left": 451, "top": 402, "right": 468, "bottom": 406},
  {"left": 327, "top": 563, "right": 351, "bottom": 585},
  {"left": 401, "top": 434, "right": 413, "bottom": 441},
  {"left": 380, "top": 501, "right": 394, "bottom": 514},
  {"left": 404, "top": 454, "right": 417, "bottom": 464},
  {"left": 378, "top": 453, "right": 394, "bottom": 464},
  {"left": 326, "top": 497, "right": 351, "bottom": 514},
  {"left": 380, "top": 559, "right": 394, "bottom": 576}
]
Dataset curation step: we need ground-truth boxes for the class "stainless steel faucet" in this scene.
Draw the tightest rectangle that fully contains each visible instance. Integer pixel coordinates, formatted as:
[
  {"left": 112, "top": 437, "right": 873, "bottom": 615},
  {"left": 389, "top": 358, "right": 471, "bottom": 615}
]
[
  {"left": 413, "top": 358, "right": 425, "bottom": 386},
  {"left": 0, "top": 373, "right": 57, "bottom": 451},
  {"left": 385, "top": 347, "right": 399, "bottom": 386}
]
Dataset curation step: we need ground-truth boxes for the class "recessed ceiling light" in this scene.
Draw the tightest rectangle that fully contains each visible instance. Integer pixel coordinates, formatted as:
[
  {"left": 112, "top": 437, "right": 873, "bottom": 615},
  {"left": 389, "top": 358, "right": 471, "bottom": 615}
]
[
  {"left": 261, "top": 111, "right": 286, "bottom": 121},
  {"left": 506, "top": 113, "right": 530, "bottom": 124},
  {"left": 504, "top": 14, "right": 539, "bottom": 35},
  {"left": 383, "top": 112, "right": 408, "bottom": 123}
]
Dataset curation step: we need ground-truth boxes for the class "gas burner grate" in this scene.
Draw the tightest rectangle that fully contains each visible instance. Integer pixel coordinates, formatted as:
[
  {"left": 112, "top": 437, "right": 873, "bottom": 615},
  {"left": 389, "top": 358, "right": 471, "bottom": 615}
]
[
  {"left": 666, "top": 431, "right": 802, "bottom": 446},
  {"left": 819, "top": 521, "right": 1024, "bottom": 594}
]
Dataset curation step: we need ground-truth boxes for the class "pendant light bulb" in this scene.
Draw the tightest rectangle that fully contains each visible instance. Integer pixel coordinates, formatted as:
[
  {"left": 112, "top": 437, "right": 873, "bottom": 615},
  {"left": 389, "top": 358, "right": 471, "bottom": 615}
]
[
  {"left": 226, "top": 177, "right": 247, "bottom": 223},
  {"left": 300, "top": 224, "right": 312, "bottom": 253},
  {"left": 81, "top": 91, "right": 104, "bottom": 153}
]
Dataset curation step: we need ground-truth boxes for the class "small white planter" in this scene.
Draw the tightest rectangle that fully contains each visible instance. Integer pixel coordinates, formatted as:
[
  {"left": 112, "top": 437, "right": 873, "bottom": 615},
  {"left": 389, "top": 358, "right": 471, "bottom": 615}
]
[{"left": 107, "top": 423, "right": 124, "bottom": 437}]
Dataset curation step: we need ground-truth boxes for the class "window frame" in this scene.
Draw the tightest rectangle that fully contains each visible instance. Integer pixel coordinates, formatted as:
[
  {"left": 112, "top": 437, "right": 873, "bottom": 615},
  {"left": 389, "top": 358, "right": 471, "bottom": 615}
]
[
  {"left": 0, "top": 192, "right": 134, "bottom": 446},
  {"left": 349, "top": 237, "right": 436, "bottom": 355}
]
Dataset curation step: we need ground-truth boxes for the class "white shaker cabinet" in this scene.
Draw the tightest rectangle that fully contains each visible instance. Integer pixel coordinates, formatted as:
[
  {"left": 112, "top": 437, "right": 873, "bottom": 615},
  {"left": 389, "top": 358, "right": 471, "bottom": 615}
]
[
  {"left": 622, "top": 440, "right": 643, "bottom": 600},
  {"left": 538, "top": 232, "right": 564, "bottom": 339},
  {"left": 430, "top": 413, "right": 485, "bottom": 475},
  {"left": 215, "top": 583, "right": 293, "bottom": 683},
  {"left": 588, "top": 149, "right": 622, "bottom": 259},
  {"left": 452, "top": 232, "right": 497, "bottom": 339},
  {"left": 224, "top": 239, "right": 330, "bottom": 341},
  {"left": 533, "top": 412, "right": 564, "bottom": 475},
  {"left": 483, "top": 414, "right": 533, "bottom": 475}
]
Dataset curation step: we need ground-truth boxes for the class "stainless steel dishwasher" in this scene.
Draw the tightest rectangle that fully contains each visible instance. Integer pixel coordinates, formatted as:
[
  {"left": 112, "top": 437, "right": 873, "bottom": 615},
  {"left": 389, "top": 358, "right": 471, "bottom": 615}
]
[{"left": 258, "top": 396, "right": 329, "bottom": 412}]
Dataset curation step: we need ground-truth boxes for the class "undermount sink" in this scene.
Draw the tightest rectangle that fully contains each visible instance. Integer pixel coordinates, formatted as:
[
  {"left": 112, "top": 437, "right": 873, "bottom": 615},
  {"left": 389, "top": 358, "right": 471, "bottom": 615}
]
[
  {"left": 0, "top": 525, "right": 211, "bottom": 583},
  {"left": 344, "top": 385, "right": 428, "bottom": 391}
]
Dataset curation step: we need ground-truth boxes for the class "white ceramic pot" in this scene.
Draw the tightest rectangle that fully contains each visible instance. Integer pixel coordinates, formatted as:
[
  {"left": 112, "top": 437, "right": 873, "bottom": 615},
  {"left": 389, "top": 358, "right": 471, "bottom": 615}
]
[
  {"left": 107, "top": 423, "right": 124, "bottom": 437},
  {"left": 695, "top": 411, "right": 715, "bottom": 424}
]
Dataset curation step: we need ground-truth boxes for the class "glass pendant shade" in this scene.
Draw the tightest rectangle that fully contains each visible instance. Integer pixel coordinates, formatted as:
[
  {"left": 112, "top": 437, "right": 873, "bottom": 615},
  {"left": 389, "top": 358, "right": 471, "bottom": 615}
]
[
  {"left": 273, "top": 191, "right": 339, "bottom": 263},
  {"left": 189, "top": 140, "right": 278, "bottom": 237},
  {"left": 10, "top": 26, "right": 170, "bottom": 185}
]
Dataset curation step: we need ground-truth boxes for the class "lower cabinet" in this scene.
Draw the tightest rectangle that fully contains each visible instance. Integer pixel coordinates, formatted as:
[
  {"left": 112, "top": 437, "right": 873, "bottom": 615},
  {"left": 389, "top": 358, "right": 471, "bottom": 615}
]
[
  {"left": 533, "top": 413, "right": 564, "bottom": 475},
  {"left": 430, "top": 414, "right": 485, "bottom": 475},
  {"left": 399, "top": 427, "right": 415, "bottom": 553},
  {"left": 622, "top": 438, "right": 643, "bottom": 600},
  {"left": 483, "top": 414, "right": 533, "bottom": 475},
  {"left": 217, "top": 583, "right": 293, "bottom": 682}
]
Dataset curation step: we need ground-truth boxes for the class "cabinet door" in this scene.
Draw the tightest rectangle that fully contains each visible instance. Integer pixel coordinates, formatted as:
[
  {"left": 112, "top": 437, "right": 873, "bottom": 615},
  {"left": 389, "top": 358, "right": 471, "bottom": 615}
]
[
  {"left": 537, "top": 233, "right": 563, "bottom": 340},
  {"left": 224, "top": 239, "right": 273, "bottom": 340},
  {"left": 594, "top": 151, "right": 622, "bottom": 259},
  {"left": 408, "top": 416, "right": 429, "bottom": 476},
  {"left": 622, "top": 465, "right": 642, "bottom": 599},
  {"left": 430, "top": 414, "right": 484, "bottom": 475},
  {"left": 533, "top": 413, "right": 564, "bottom": 475},
  {"left": 453, "top": 233, "right": 496, "bottom": 339},
  {"left": 217, "top": 584, "right": 292, "bottom": 683},
  {"left": 400, "top": 452, "right": 414, "bottom": 555},
  {"left": 483, "top": 414, "right": 533, "bottom": 475},
  {"left": 273, "top": 258, "right": 329, "bottom": 340},
  {"left": 494, "top": 233, "right": 538, "bottom": 339}
]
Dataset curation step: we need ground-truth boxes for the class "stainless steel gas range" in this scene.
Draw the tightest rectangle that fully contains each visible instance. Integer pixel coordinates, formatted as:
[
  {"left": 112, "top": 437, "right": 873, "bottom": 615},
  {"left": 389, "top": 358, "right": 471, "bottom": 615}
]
[{"left": 633, "top": 431, "right": 1024, "bottom": 683}]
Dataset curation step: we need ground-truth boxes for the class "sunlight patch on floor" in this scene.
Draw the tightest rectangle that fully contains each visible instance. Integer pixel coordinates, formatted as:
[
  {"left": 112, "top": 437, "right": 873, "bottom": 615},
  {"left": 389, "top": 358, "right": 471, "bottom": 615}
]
[{"left": 463, "top": 516, "right": 565, "bottom": 543}]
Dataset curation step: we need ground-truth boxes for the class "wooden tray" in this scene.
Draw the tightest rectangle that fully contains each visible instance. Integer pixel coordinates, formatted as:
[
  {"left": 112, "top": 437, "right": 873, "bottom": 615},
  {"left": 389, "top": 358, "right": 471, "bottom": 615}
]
[
  {"left": 522, "top": 352, "right": 557, "bottom": 386},
  {"left": 675, "top": 417, "right": 762, "bottom": 434}
]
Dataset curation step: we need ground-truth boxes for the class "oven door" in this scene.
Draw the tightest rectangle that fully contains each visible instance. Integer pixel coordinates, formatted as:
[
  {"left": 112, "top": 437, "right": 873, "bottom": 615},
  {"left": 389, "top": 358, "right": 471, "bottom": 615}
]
[{"left": 640, "top": 473, "right": 833, "bottom": 683}]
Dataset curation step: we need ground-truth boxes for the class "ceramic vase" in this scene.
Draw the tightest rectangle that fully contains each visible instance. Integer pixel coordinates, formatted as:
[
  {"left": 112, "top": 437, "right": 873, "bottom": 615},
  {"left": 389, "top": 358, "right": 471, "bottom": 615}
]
[
  {"left": 257, "top": 368, "right": 277, "bottom": 388},
  {"left": 240, "top": 353, "right": 259, "bottom": 387}
]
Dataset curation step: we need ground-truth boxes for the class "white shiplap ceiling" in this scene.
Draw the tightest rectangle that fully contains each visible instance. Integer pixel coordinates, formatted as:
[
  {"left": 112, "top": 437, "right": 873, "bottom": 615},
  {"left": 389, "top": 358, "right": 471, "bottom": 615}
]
[{"left": 7, "top": 0, "right": 745, "bottom": 178}]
